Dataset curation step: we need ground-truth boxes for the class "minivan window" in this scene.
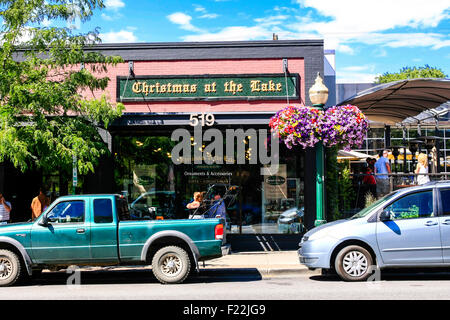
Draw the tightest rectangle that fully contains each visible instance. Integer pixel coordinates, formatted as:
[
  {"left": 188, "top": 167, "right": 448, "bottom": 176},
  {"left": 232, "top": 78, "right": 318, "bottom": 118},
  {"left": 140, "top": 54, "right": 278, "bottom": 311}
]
[
  {"left": 441, "top": 189, "right": 450, "bottom": 216},
  {"left": 350, "top": 191, "right": 398, "bottom": 219},
  {"left": 385, "top": 191, "right": 434, "bottom": 220}
]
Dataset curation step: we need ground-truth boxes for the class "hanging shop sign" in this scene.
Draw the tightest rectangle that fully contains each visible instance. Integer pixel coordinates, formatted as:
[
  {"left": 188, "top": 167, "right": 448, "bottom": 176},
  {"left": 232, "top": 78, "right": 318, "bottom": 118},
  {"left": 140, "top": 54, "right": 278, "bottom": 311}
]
[{"left": 117, "top": 74, "right": 299, "bottom": 102}]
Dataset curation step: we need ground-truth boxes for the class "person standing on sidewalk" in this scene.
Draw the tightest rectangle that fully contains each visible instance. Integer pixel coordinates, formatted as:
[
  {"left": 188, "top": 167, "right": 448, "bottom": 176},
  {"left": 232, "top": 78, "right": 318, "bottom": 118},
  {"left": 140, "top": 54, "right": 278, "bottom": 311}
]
[
  {"left": 31, "top": 187, "right": 50, "bottom": 221},
  {"left": 0, "top": 192, "right": 12, "bottom": 225},
  {"left": 374, "top": 150, "right": 391, "bottom": 198}
]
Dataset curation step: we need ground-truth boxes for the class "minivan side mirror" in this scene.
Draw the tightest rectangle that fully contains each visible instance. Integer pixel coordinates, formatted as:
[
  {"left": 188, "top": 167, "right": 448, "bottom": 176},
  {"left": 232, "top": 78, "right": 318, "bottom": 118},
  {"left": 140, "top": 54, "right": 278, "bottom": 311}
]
[{"left": 380, "top": 210, "right": 391, "bottom": 222}]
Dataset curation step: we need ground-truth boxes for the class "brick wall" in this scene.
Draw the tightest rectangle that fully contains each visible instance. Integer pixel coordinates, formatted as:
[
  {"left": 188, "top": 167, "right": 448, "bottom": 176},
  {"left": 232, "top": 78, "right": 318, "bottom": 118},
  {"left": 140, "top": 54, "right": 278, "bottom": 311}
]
[{"left": 86, "top": 58, "right": 306, "bottom": 113}]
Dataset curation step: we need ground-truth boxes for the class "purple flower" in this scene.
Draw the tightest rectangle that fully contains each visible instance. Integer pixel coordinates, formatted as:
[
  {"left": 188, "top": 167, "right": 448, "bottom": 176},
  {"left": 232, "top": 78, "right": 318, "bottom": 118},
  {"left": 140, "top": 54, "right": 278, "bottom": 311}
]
[{"left": 270, "top": 105, "right": 368, "bottom": 150}]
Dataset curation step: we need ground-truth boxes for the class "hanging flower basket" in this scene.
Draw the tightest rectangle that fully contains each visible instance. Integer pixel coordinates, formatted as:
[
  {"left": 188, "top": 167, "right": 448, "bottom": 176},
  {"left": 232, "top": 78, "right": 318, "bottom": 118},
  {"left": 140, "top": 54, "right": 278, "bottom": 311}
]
[
  {"left": 270, "top": 104, "right": 368, "bottom": 150},
  {"left": 322, "top": 104, "right": 369, "bottom": 151},
  {"left": 269, "top": 106, "right": 323, "bottom": 149}
]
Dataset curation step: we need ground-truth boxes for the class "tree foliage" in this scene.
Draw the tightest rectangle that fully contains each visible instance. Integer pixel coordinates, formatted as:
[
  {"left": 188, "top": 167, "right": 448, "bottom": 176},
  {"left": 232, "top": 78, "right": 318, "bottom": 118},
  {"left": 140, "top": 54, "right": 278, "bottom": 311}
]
[
  {"left": 375, "top": 65, "right": 447, "bottom": 83},
  {"left": 0, "top": 0, "right": 124, "bottom": 175}
]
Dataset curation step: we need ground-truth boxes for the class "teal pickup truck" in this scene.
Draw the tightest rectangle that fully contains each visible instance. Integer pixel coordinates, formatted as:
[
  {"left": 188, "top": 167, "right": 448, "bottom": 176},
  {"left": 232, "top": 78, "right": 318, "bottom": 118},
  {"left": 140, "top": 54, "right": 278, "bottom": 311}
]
[{"left": 0, "top": 194, "right": 228, "bottom": 286}]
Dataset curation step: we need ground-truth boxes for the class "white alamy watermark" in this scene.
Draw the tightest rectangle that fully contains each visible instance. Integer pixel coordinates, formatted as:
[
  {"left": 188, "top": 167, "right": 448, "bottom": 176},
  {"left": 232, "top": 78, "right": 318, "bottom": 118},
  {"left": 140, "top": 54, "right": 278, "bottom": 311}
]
[
  {"left": 170, "top": 123, "right": 280, "bottom": 175},
  {"left": 66, "top": 265, "right": 82, "bottom": 290},
  {"left": 366, "top": 265, "right": 382, "bottom": 289}
]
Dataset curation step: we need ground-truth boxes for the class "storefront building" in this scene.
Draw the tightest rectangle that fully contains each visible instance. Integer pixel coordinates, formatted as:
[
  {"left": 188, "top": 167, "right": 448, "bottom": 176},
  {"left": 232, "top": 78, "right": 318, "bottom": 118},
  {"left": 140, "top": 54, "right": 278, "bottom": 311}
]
[{"left": 3, "top": 40, "right": 327, "bottom": 249}]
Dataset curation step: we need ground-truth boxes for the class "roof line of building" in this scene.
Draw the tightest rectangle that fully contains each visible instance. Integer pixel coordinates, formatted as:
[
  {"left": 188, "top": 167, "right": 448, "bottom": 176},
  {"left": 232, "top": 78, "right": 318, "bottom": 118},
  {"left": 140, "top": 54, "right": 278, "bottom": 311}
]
[{"left": 13, "top": 39, "right": 324, "bottom": 52}]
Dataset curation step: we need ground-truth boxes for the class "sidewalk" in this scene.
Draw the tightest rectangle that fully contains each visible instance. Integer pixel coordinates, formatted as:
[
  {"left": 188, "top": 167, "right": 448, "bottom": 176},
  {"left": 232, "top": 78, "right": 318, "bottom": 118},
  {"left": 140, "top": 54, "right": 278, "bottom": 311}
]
[
  {"left": 42, "top": 251, "right": 317, "bottom": 279},
  {"left": 200, "top": 250, "right": 317, "bottom": 278}
]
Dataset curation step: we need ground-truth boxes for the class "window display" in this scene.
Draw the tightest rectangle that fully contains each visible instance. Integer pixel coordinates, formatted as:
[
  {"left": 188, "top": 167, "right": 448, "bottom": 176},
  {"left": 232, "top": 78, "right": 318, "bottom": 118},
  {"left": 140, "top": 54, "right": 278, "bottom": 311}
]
[{"left": 113, "top": 131, "right": 305, "bottom": 234}]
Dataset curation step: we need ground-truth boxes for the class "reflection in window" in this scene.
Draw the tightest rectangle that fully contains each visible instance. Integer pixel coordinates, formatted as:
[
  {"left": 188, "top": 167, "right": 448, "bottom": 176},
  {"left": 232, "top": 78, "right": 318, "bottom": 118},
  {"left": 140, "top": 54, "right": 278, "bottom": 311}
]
[
  {"left": 129, "top": 191, "right": 176, "bottom": 220},
  {"left": 47, "top": 201, "right": 84, "bottom": 223},
  {"left": 441, "top": 189, "right": 450, "bottom": 216},
  {"left": 113, "top": 134, "right": 305, "bottom": 233},
  {"left": 385, "top": 191, "right": 434, "bottom": 220},
  {"left": 116, "top": 197, "right": 131, "bottom": 221},
  {"left": 94, "top": 199, "right": 113, "bottom": 223}
]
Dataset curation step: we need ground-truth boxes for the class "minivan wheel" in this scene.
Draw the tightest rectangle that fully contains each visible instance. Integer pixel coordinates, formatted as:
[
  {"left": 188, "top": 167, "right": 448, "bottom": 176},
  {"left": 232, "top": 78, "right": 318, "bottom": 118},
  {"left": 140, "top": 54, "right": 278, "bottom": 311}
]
[{"left": 335, "top": 245, "right": 373, "bottom": 281}]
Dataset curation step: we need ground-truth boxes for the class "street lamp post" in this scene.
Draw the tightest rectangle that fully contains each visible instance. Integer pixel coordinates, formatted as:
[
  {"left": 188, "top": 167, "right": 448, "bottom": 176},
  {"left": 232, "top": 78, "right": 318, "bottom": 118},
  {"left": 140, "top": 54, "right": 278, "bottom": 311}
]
[{"left": 309, "top": 73, "right": 329, "bottom": 227}]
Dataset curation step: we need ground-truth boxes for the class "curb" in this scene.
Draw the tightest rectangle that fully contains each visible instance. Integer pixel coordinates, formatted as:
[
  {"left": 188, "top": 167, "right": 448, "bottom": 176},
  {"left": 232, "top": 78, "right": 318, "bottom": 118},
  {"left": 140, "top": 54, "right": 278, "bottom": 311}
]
[
  {"left": 259, "top": 268, "right": 320, "bottom": 277},
  {"left": 199, "top": 267, "right": 318, "bottom": 278}
]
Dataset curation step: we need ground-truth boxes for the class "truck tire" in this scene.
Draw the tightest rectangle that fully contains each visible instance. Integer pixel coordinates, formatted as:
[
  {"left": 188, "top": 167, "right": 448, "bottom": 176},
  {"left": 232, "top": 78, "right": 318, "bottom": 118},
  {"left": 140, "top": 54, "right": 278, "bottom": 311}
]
[
  {"left": 151, "top": 246, "right": 191, "bottom": 284},
  {"left": 0, "top": 249, "right": 23, "bottom": 287},
  {"left": 335, "top": 245, "right": 373, "bottom": 282}
]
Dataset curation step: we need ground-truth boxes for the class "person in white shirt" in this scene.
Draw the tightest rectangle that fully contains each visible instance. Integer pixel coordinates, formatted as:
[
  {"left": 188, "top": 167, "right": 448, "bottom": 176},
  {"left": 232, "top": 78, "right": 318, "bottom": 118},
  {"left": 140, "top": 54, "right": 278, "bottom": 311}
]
[
  {"left": 0, "top": 192, "right": 11, "bottom": 225},
  {"left": 415, "top": 153, "right": 431, "bottom": 185}
]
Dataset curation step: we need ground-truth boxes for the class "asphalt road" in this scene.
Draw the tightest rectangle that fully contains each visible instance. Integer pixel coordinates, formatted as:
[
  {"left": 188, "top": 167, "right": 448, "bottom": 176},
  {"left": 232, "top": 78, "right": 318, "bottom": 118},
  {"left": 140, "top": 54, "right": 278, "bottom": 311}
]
[{"left": 2, "top": 267, "right": 450, "bottom": 300}]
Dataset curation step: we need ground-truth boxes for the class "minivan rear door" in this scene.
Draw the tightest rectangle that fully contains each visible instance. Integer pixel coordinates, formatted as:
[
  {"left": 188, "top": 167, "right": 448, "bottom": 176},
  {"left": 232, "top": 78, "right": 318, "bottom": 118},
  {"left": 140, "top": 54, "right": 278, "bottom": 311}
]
[{"left": 437, "top": 188, "right": 450, "bottom": 263}]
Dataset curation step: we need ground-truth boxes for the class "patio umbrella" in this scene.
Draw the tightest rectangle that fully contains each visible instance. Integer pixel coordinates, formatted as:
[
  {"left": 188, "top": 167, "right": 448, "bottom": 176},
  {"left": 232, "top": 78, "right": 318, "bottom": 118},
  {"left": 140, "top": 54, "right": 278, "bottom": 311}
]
[{"left": 337, "top": 150, "right": 373, "bottom": 161}]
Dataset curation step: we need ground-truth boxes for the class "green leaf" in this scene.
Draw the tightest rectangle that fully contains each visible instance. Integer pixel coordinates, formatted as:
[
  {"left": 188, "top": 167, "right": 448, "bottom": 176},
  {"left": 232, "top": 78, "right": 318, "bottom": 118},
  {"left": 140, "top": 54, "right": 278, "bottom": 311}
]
[{"left": 0, "top": 0, "right": 123, "bottom": 176}]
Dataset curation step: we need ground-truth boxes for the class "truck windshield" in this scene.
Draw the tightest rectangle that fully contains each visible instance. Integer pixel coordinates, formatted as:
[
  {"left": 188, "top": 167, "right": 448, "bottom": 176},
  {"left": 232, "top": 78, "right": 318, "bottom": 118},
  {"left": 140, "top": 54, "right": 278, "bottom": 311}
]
[{"left": 350, "top": 191, "right": 398, "bottom": 220}]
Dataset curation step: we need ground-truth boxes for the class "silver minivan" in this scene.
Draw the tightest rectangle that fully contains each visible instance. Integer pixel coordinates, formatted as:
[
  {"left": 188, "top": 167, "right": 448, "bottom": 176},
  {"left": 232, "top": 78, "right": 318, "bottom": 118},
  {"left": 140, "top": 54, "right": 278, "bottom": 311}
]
[{"left": 298, "top": 181, "right": 450, "bottom": 281}]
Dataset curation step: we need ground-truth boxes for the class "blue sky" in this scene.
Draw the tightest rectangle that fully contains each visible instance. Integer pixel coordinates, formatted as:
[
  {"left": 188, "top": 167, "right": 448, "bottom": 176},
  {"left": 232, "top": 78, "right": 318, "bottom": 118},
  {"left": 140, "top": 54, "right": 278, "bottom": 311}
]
[{"left": 49, "top": 0, "right": 450, "bottom": 83}]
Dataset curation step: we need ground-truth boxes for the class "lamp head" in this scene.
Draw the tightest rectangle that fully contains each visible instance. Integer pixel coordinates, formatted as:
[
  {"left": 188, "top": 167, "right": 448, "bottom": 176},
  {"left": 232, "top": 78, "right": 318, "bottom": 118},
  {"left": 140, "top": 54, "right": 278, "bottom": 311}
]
[{"left": 309, "top": 72, "right": 329, "bottom": 106}]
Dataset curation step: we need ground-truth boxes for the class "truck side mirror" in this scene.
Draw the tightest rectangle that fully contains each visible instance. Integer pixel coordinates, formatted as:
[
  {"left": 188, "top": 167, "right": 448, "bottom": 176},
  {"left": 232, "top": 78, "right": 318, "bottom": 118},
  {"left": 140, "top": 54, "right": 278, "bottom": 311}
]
[
  {"left": 38, "top": 213, "right": 48, "bottom": 226},
  {"left": 380, "top": 210, "right": 391, "bottom": 222}
]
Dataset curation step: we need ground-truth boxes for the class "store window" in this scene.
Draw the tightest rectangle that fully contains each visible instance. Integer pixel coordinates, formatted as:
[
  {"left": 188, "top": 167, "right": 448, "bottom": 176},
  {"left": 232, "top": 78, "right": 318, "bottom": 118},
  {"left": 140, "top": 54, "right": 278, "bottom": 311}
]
[{"left": 113, "top": 129, "right": 305, "bottom": 234}]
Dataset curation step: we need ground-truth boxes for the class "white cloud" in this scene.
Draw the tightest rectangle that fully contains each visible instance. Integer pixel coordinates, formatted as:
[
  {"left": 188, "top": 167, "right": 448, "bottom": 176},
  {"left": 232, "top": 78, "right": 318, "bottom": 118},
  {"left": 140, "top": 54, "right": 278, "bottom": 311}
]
[
  {"left": 100, "top": 30, "right": 137, "bottom": 43},
  {"left": 295, "top": 0, "right": 449, "bottom": 33},
  {"left": 183, "top": 26, "right": 269, "bottom": 42},
  {"left": 353, "top": 32, "right": 450, "bottom": 50},
  {"left": 291, "top": 0, "right": 450, "bottom": 51},
  {"left": 254, "top": 15, "right": 289, "bottom": 27},
  {"left": 173, "top": 1, "right": 450, "bottom": 56},
  {"left": 337, "top": 65, "right": 379, "bottom": 83},
  {"left": 199, "top": 13, "right": 219, "bottom": 19},
  {"left": 101, "top": 13, "right": 113, "bottom": 21},
  {"left": 104, "top": 0, "right": 125, "bottom": 11},
  {"left": 167, "top": 12, "right": 202, "bottom": 32},
  {"left": 341, "top": 65, "right": 375, "bottom": 72},
  {"left": 193, "top": 6, "right": 219, "bottom": 19},
  {"left": 194, "top": 5, "right": 206, "bottom": 13},
  {"left": 337, "top": 71, "right": 380, "bottom": 83},
  {"left": 335, "top": 44, "right": 354, "bottom": 55}
]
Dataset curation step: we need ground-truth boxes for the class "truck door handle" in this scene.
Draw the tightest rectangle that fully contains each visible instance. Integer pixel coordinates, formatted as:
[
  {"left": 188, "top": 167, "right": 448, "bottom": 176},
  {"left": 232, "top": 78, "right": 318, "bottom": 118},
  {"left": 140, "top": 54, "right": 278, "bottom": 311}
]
[
  {"left": 425, "top": 221, "right": 438, "bottom": 226},
  {"left": 76, "top": 228, "right": 86, "bottom": 234},
  {"left": 442, "top": 220, "right": 450, "bottom": 225}
]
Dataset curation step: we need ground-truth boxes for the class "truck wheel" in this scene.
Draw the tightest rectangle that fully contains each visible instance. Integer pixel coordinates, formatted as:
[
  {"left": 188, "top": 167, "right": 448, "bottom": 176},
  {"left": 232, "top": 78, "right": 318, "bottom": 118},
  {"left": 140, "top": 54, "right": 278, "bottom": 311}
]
[
  {"left": 151, "top": 246, "right": 191, "bottom": 284},
  {"left": 335, "top": 245, "right": 373, "bottom": 282},
  {"left": 0, "top": 249, "right": 23, "bottom": 287}
]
